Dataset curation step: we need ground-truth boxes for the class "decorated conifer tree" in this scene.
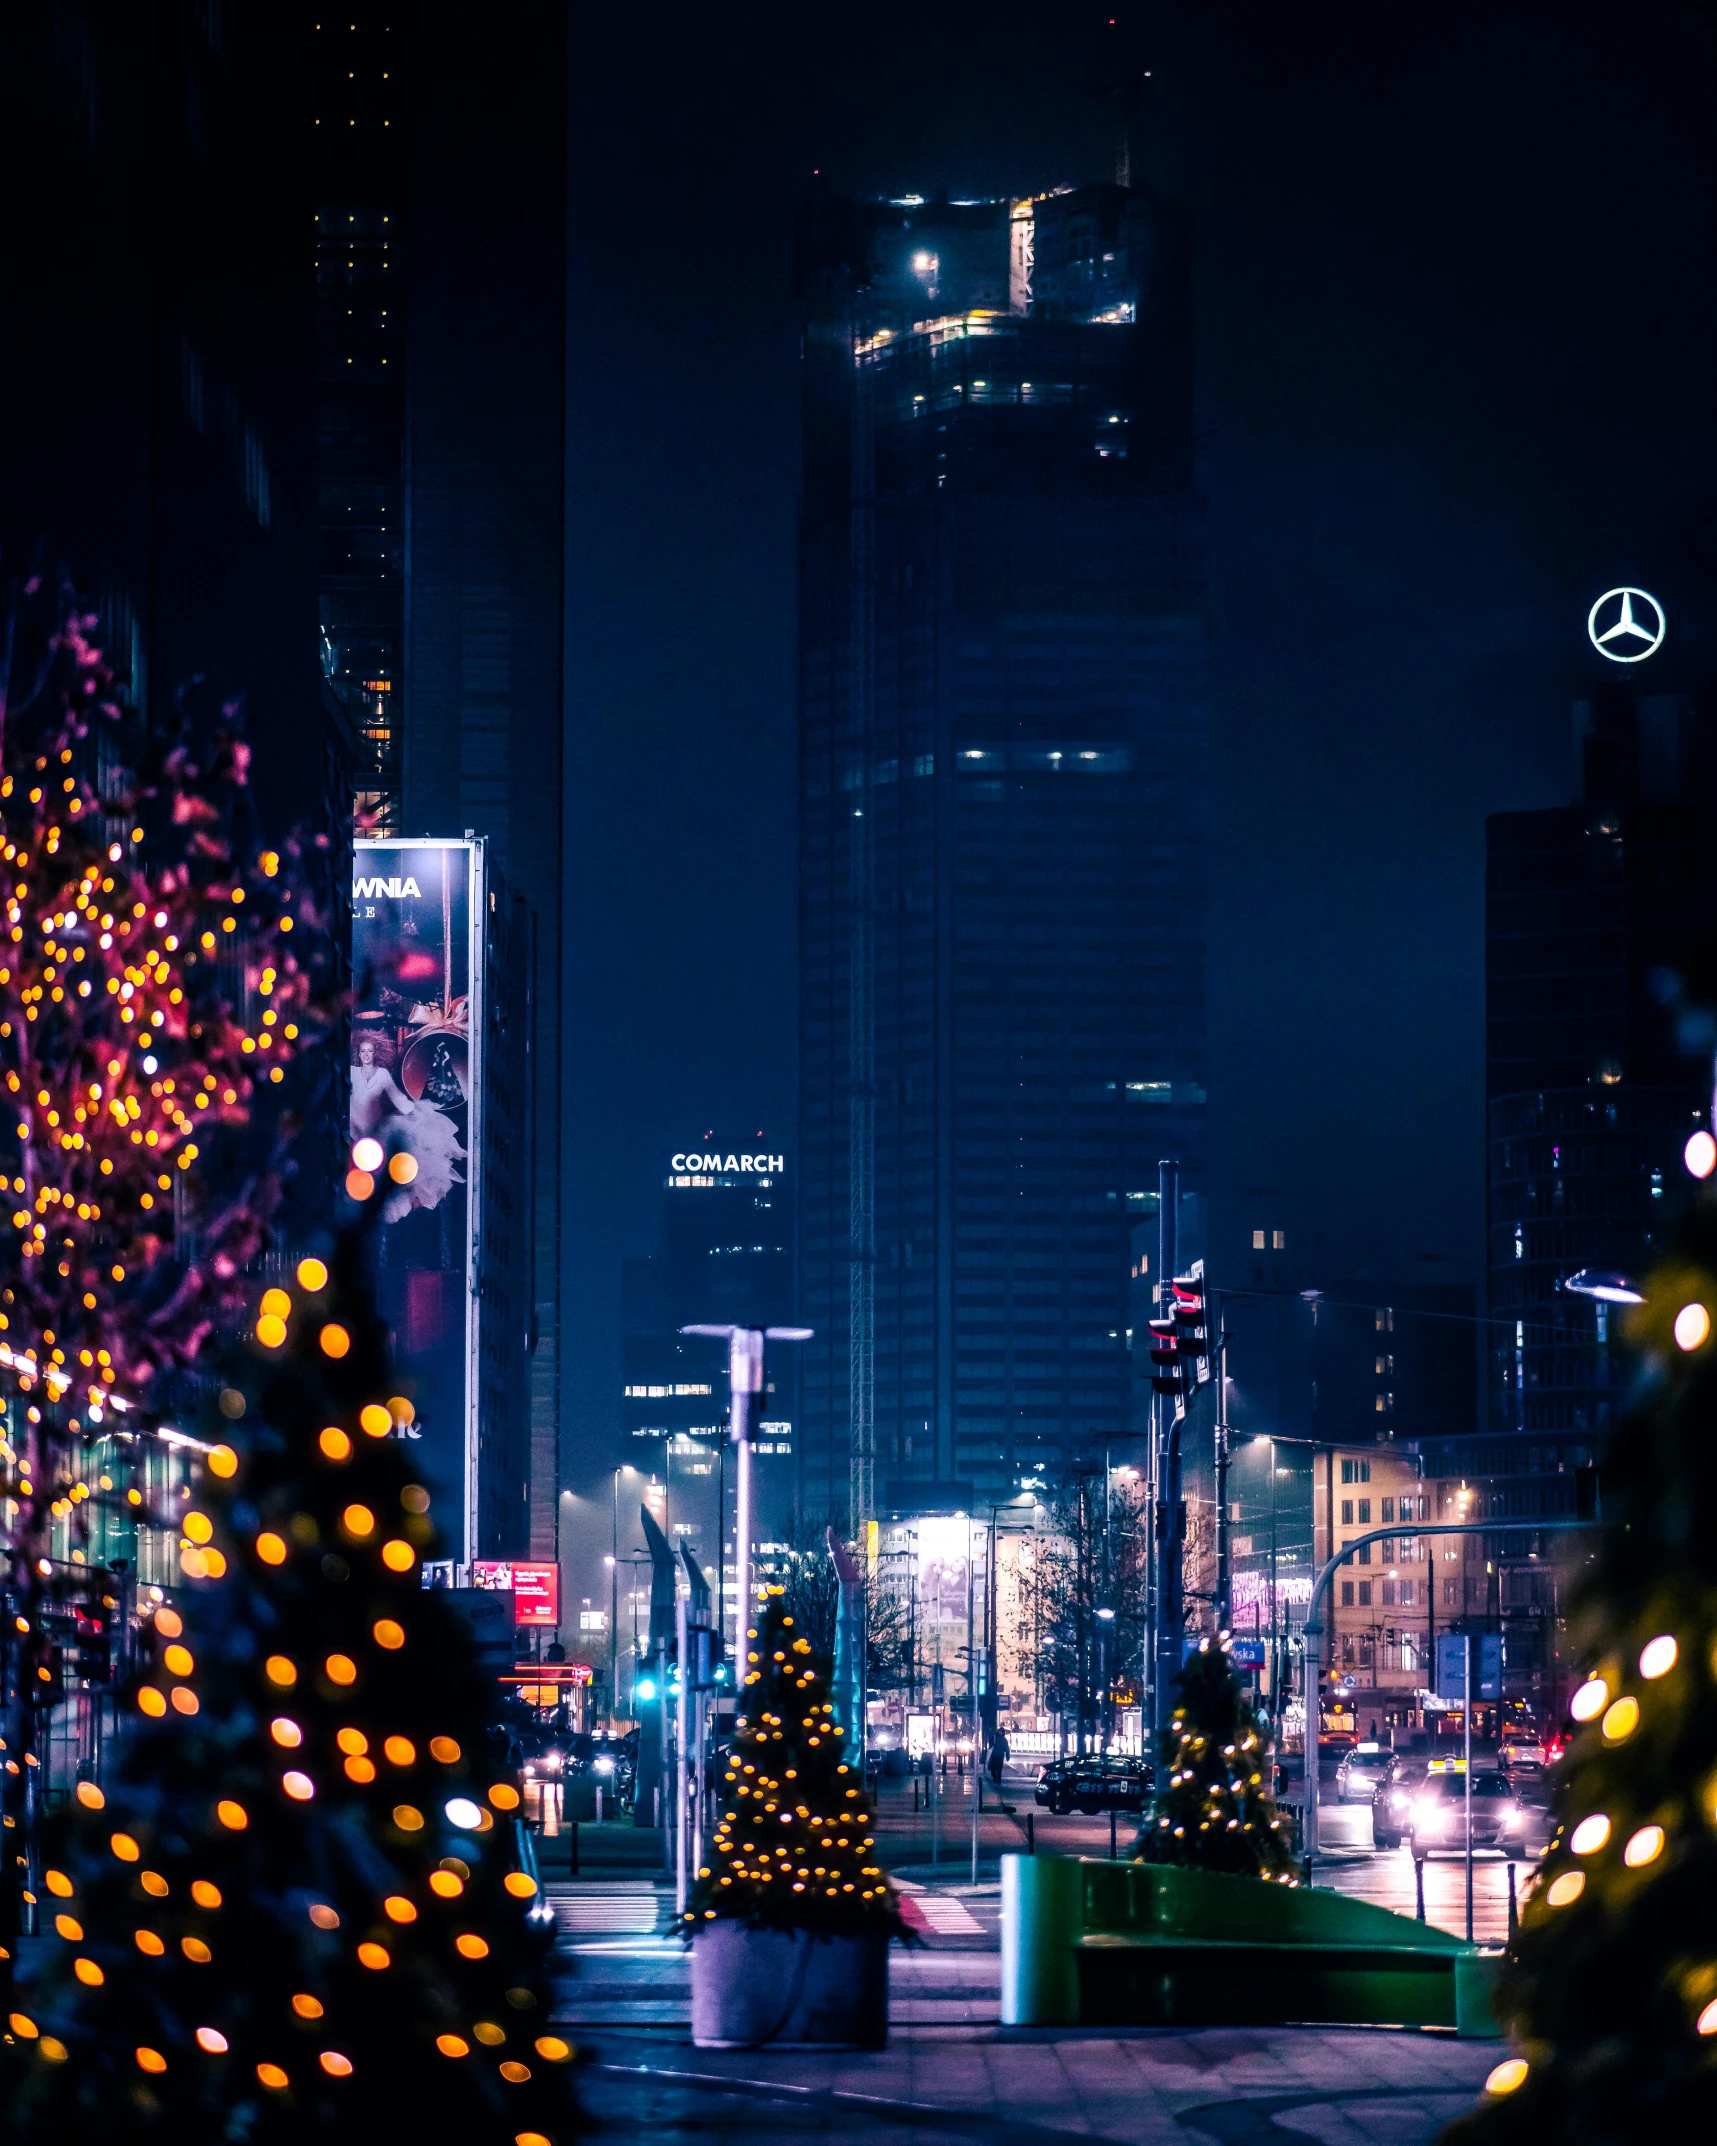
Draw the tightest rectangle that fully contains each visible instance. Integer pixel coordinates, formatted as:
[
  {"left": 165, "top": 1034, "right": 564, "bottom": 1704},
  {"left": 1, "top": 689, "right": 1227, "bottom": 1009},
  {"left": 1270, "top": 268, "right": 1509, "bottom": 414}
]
[
  {"left": 1447, "top": 1211, "right": 1717, "bottom": 2140},
  {"left": 0, "top": 1198, "right": 573, "bottom": 2145},
  {"left": 1133, "top": 1636, "right": 1298, "bottom": 1880},
  {"left": 683, "top": 1587, "right": 901, "bottom": 1937}
]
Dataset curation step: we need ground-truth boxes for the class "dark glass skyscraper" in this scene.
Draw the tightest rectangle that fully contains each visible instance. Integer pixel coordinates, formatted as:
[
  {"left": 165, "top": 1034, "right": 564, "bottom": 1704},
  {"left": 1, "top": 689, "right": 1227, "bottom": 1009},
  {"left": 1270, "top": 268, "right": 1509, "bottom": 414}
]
[
  {"left": 796, "top": 185, "right": 1208, "bottom": 1527},
  {"left": 313, "top": 10, "right": 567, "bottom": 1559},
  {"left": 1484, "top": 685, "right": 1714, "bottom": 1448},
  {"left": 620, "top": 1143, "right": 798, "bottom": 1574}
]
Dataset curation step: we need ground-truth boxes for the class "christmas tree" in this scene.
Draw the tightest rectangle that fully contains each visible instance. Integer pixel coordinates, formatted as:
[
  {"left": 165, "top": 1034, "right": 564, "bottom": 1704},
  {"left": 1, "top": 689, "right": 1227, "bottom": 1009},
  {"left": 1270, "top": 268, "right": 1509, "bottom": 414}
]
[
  {"left": 1133, "top": 1636, "right": 1298, "bottom": 1880},
  {"left": 1447, "top": 1219, "right": 1717, "bottom": 2139},
  {"left": 683, "top": 1587, "right": 901, "bottom": 1938},
  {"left": 0, "top": 1203, "right": 573, "bottom": 2146},
  {"left": 0, "top": 586, "right": 336, "bottom": 1969}
]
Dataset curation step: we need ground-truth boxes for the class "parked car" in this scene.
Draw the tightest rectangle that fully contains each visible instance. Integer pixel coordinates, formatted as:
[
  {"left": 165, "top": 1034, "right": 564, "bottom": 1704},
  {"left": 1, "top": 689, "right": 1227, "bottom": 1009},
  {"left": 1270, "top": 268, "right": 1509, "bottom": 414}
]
[
  {"left": 1371, "top": 1758, "right": 1427, "bottom": 1850},
  {"left": 1035, "top": 1756, "right": 1153, "bottom": 1815},
  {"left": 1408, "top": 1769, "right": 1531, "bottom": 1862},
  {"left": 1334, "top": 1742, "right": 1395, "bottom": 1804}
]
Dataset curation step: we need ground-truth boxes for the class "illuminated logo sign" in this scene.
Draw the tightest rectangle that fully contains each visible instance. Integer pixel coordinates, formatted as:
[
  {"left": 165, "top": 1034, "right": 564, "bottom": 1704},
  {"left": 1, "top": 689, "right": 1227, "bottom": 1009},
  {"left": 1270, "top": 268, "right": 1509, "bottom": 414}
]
[
  {"left": 1587, "top": 587, "right": 1665, "bottom": 664},
  {"left": 352, "top": 874, "right": 423, "bottom": 899},
  {"left": 671, "top": 1152, "right": 785, "bottom": 1175}
]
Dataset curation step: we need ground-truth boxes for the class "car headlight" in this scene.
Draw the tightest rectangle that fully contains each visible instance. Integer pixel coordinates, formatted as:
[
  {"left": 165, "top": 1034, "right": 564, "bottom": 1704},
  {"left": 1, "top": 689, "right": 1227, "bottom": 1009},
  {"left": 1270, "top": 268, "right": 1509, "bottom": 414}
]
[{"left": 594, "top": 1755, "right": 615, "bottom": 1774}]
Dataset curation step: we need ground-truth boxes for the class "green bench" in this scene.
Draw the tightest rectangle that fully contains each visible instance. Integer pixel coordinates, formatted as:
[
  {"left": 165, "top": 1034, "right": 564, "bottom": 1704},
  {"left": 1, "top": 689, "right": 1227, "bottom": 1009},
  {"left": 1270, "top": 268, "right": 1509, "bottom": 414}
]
[{"left": 1000, "top": 1855, "right": 1501, "bottom": 2035}]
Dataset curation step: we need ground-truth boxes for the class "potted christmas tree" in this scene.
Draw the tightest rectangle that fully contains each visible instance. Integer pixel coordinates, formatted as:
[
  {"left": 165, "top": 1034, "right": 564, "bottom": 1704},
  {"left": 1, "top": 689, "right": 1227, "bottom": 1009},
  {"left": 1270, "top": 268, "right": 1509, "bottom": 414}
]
[
  {"left": 1134, "top": 1636, "right": 1299, "bottom": 1878},
  {"left": 682, "top": 1587, "right": 902, "bottom": 2047}
]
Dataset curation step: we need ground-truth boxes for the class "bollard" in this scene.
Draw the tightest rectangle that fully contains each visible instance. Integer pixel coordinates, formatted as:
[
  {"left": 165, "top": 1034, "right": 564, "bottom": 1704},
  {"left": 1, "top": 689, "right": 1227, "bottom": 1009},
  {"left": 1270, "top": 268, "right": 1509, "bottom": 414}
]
[
  {"left": 1507, "top": 1861, "right": 1517, "bottom": 1938},
  {"left": 1109, "top": 1809, "right": 1117, "bottom": 1861},
  {"left": 1001, "top": 1853, "right": 1082, "bottom": 2026},
  {"left": 569, "top": 1819, "right": 579, "bottom": 1879},
  {"left": 913, "top": 1778, "right": 920, "bottom": 1814},
  {"left": 1415, "top": 1855, "right": 1426, "bottom": 1922},
  {"left": 1026, "top": 1812, "right": 1035, "bottom": 1855}
]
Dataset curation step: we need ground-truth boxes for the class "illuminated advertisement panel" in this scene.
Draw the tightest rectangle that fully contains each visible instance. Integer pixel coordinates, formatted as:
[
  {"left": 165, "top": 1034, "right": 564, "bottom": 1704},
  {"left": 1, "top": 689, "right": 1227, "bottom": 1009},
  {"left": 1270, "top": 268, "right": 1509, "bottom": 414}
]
[
  {"left": 472, "top": 1560, "right": 561, "bottom": 1627},
  {"left": 352, "top": 839, "right": 484, "bottom": 1560}
]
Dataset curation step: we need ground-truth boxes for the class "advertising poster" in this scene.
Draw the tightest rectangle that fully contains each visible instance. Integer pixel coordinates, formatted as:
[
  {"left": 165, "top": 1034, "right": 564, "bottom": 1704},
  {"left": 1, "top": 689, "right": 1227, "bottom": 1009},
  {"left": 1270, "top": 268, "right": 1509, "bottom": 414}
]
[
  {"left": 472, "top": 1560, "right": 561, "bottom": 1628},
  {"left": 352, "top": 839, "right": 483, "bottom": 1560}
]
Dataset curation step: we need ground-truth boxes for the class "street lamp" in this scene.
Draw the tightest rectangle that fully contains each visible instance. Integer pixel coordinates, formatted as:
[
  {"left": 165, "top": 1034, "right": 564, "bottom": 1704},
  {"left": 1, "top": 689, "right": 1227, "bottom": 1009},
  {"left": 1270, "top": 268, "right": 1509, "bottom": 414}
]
[
  {"left": 1563, "top": 1268, "right": 1643, "bottom": 1304},
  {"left": 681, "top": 1323, "right": 811, "bottom": 1655}
]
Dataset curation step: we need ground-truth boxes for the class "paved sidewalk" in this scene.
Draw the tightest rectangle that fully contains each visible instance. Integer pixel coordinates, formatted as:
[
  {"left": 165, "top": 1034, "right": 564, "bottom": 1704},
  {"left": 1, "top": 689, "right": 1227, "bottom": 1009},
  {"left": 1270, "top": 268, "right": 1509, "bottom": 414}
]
[{"left": 580, "top": 2021, "right": 1495, "bottom": 2143}]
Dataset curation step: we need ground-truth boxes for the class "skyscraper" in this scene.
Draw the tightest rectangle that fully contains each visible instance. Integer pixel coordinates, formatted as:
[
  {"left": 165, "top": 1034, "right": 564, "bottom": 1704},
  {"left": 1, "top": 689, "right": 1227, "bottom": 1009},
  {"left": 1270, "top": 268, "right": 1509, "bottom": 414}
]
[
  {"left": 619, "top": 1140, "right": 797, "bottom": 1594},
  {"left": 314, "top": 10, "right": 567, "bottom": 1559},
  {"left": 1414, "top": 678, "right": 1717, "bottom": 1709},
  {"left": 0, "top": 5, "right": 338, "bottom": 840},
  {"left": 796, "top": 184, "right": 1209, "bottom": 1526},
  {"left": 1482, "top": 683, "right": 1714, "bottom": 1449}
]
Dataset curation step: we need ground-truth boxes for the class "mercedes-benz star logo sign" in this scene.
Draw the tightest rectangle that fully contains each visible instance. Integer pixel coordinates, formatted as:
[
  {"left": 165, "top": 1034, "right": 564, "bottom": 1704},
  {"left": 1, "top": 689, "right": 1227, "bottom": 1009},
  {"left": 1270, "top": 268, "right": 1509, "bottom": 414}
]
[{"left": 1588, "top": 586, "right": 1666, "bottom": 664}]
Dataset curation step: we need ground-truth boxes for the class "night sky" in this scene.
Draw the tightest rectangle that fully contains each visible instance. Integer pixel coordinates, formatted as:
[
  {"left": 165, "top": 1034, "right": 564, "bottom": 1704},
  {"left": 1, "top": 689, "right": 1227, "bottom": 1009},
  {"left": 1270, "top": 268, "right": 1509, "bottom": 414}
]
[{"left": 559, "top": 0, "right": 1717, "bottom": 1483}]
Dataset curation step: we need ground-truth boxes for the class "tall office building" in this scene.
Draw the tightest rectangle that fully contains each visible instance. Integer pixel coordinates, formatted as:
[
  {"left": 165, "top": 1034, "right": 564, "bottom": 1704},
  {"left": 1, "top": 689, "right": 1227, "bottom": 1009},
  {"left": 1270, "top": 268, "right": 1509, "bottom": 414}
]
[
  {"left": 796, "top": 184, "right": 1209, "bottom": 1526},
  {"left": 1482, "top": 684, "right": 1715, "bottom": 1446},
  {"left": 1414, "top": 679, "right": 1717, "bottom": 1708},
  {"left": 314, "top": 10, "right": 567, "bottom": 1558},
  {"left": 0, "top": 5, "right": 341, "bottom": 840},
  {"left": 619, "top": 1142, "right": 798, "bottom": 1576}
]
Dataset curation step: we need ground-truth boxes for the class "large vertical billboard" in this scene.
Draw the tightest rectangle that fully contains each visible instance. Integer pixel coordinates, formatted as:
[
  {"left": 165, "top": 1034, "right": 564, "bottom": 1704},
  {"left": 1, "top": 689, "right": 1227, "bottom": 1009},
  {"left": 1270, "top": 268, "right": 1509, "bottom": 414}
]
[{"left": 352, "top": 839, "right": 485, "bottom": 1561}]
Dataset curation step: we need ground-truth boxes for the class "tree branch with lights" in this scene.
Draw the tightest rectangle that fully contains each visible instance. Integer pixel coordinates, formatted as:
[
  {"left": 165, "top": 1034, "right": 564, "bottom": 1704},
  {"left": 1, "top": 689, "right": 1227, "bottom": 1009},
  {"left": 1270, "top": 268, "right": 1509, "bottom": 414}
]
[{"left": 0, "top": 586, "right": 336, "bottom": 2002}]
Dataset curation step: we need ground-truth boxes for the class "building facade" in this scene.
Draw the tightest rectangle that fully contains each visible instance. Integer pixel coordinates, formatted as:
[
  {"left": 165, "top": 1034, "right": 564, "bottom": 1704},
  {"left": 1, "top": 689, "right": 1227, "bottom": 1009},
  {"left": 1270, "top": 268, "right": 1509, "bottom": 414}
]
[
  {"left": 1462, "top": 680, "right": 1717, "bottom": 1715},
  {"left": 619, "top": 1144, "right": 798, "bottom": 1588},
  {"left": 313, "top": 9, "right": 567, "bottom": 1560},
  {"left": 797, "top": 184, "right": 1209, "bottom": 1529}
]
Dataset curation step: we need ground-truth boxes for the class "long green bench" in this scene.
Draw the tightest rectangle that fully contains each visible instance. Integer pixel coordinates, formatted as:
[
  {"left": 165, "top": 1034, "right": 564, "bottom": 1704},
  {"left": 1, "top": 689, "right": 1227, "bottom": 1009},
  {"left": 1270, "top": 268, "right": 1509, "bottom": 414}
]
[{"left": 1000, "top": 1855, "right": 1501, "bottom": 2035}]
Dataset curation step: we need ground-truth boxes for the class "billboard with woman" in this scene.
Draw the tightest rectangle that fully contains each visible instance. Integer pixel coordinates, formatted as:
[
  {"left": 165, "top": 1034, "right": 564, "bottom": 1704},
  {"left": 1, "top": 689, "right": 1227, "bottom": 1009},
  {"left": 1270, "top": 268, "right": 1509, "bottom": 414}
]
[{"left": 351, "top": 838, "right": 485, "bottom": 1559}]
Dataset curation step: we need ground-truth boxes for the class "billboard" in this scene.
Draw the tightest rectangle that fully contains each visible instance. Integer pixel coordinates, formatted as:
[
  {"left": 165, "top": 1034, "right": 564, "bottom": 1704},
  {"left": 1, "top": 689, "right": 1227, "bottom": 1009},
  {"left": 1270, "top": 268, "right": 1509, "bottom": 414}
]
[
  {"left": 352, "top": 839, "right": 485, "bottom": 1561},
  {"left": 472, "top": 1560, "right": 561, "bottom": 1628}
]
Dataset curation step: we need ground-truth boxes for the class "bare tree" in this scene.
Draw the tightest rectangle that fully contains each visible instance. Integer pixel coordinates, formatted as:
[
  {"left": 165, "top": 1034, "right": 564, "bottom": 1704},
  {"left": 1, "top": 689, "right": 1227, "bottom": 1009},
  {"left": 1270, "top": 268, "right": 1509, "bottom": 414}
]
[
  {"left": 775, "top": 1510, "right": 914, "bottom": 1692},
  {"left": 1013, "top": 1470, "right": 1149, "bottom": 1752}
]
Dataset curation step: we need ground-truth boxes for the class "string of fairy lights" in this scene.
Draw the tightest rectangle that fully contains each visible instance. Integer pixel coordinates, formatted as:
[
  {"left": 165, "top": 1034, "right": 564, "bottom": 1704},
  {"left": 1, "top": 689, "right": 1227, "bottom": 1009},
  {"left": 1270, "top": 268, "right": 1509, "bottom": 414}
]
[{"left": 0, "top": 702, "right": 322, "bottom": 1574}]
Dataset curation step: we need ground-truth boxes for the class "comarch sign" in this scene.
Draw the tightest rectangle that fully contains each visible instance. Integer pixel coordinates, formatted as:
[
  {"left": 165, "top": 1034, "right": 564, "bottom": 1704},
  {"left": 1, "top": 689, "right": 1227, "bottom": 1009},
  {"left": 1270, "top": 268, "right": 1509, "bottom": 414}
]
[{"left": 672, "top": 1151, "right": 785, "bottom": 1175}]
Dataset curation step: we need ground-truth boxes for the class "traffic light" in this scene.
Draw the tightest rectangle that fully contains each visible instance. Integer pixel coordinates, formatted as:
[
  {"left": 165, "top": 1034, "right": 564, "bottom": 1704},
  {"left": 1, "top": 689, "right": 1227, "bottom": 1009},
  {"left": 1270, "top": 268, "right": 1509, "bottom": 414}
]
[
  {"left": 1172, "top": 1278, "right": 1211, "bottom": 1388},
  {"left": 1148, "top": 1315, "right": 1181, "bottom": 1396}
]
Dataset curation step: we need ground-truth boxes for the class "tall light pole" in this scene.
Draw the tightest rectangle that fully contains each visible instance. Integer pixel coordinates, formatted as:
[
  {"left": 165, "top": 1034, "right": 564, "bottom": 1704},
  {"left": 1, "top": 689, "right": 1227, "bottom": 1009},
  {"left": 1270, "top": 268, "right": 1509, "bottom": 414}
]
[
  {"left": 682, "top": 1323, "right": 812, "bottom": 1656},
  {"left": 609, "top": 1466, "right": 636, "bottom": 1727}
]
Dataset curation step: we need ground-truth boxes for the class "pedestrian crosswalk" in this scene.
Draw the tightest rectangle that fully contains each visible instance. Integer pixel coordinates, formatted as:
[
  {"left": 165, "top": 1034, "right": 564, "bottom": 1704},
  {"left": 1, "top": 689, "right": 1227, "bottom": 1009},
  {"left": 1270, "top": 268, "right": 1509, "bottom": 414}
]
[
  {"left": 896, "top": 1889, "right": 985, "bottom": 1937},
  {"left": 546, "top": 1883, "right": 670, "bottom": 1937}
]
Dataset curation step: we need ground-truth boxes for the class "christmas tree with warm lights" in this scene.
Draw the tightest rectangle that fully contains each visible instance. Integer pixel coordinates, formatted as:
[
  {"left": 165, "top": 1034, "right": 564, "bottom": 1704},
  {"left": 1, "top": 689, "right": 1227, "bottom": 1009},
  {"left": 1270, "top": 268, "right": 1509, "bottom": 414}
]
[
  {"left": 1133, "top": 1636, "right": 1298, "bottom": 1880},
  {"left": 683, "top": 1587, "right": 901, "bottom": 1938},
  {"left": 0, "top": 1205, "right": 573, "bottom": 2146},
  {"left": 1447, "top": 1214, "right": 1717, "bottom": 2140}
]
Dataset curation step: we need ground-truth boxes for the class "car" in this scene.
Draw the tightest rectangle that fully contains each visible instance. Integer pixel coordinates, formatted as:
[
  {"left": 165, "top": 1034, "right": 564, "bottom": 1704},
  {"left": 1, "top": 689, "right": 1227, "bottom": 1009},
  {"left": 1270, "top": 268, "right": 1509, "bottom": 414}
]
[
  {"left": 1371, "top": 1758, "right": 1427, "bottom": 1849},
  {"left": 1036, "top": 1756, "right": 1152, "bottom": 1815},
  {"left": 1334, "top": 1741, "right": 1395, "bottom": 1803},
  {"left": 1408, "top": 1769, "right": 1531, "bottom": 1862}
]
